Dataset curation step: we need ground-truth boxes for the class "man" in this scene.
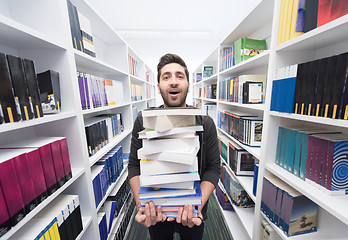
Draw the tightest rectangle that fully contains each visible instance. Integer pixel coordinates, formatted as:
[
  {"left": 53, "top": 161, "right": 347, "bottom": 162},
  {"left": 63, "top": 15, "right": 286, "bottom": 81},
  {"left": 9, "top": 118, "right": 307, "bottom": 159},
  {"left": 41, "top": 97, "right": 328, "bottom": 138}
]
[{"left": 128, "top": 53, "right": 220, "bottom": 239}]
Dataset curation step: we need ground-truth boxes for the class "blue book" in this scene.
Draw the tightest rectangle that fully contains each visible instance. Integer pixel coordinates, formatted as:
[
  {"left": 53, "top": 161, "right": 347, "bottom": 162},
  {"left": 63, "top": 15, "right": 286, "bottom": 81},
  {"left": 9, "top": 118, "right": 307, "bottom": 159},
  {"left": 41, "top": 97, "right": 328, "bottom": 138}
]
[
  {"left": 108, "top": 201, "right": 117, "bottom": 233},
  {"left": 285, "top": 77, "right": 297, "bottom": 113},
  {"left": 139, "top": 181, "right": 200, "bottom": 200},
  {"left": 253, "top": 164, "right": 259, "bottom": 196}
]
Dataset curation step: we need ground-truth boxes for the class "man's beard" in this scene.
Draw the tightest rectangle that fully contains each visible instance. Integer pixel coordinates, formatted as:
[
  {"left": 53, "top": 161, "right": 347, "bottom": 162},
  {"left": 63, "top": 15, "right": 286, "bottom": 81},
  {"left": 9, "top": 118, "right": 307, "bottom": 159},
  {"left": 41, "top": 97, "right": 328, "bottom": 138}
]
[{"left": 159, "top": 86, "right": 189, "bottom": 107}]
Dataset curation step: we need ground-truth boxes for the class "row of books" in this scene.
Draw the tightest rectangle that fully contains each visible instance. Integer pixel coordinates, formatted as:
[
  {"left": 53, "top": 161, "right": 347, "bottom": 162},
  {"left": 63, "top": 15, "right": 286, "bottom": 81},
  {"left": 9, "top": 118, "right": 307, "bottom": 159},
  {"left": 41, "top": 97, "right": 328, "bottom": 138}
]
[
  {"left": 219, "top": 134, "right": 258, "bottom": 176},
  {"left": 0, "top": 53, "right": 61, "bottom": 124},
  {"left": 260, "top": 219, "right": 282, "bottom": 240},
  {"left": 77, "top": 71, "right": 124, "bottom": 110},
  {"left": 130, "top": 83, "right": 143, "bottom": 102},
  {"left": 218, "top": 74, "right": 266, "bottom": 104},
  {"left": 261, "top": 175, "right": 318, "bottom": 237},
  {"left": 109, "top": 194, "right": 135, "bottom": 240},
  {"left": 215, "top": 182, "right": 234, "bottom": 211},
  {"left": 217, "top": 110, "right": 263, "bottom": 147},
  {"left": 67, "top": 0, "right": 96, "bottom": 57},
  {"left": 84, "top": 113, "right": 124, "bottom": 157},
  {"left": 99, "top": 180, "right": 131, "bottom": 240},
  {"left": 203, "top": 66, "right": 214, "bottom": 78},
  {"left": 92, "top": 145, "right": 124, "bottom": 208},
  {"left": 278, "top": 0, "right": 348, "bottom": 45},
  {"left": 137, "top": 108, "right": 204, "bottom": 215},
  {"left": 146, "top": 85, "right": 154, "bottom": 99},
  {"left": 11, "top": 194, "right": 83, "bottom": 240},
  {"left": 220, "top": 164, "right": 254, "bottom": 208},
  {"left": 203, "top": 84, "right": 217, "bottom": 99},
  {"left": 276, "top": 126, "right": 348, "bottom": 195},
  {"left": 220, "top": 38, "right": 267, "bottom": 71},
  {"left": 271, "top": 52, "right": 348, "bottom": 119},
  {"left": 0, "top": 137, "right": 72, "bottom": 236},
  {"left": 204, "top": 103, "right": 217, "bottom": 123},
  {"left": 194, "top": 72, "right": 202, "bottom": 83},
  {"left": 128, "top": 54, "right": 138, "bottom": 77}
]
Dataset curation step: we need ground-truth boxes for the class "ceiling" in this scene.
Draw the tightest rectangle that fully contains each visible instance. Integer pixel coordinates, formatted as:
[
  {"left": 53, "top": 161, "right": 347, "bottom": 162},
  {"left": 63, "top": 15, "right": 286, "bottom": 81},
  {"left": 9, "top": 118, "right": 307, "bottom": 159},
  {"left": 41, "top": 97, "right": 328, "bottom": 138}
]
[{"left": 86, "top": 0, "right": 260, "bottom": 73}]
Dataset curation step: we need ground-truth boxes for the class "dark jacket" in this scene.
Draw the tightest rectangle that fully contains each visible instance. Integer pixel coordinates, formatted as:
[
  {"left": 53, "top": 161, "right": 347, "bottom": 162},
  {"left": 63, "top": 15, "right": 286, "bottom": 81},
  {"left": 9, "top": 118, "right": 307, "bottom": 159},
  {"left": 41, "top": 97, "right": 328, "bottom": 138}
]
[{"left": 128, "top": 107, "right": 221, "bottom": 219}]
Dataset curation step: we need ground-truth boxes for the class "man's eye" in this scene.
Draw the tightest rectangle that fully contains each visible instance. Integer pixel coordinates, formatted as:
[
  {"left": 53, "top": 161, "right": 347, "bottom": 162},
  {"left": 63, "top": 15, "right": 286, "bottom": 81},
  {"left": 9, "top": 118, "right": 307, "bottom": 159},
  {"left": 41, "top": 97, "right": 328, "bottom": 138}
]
[
  {"left": 163, "top": 76, "right": 169, "bottom": 80},
  {"left": 178, "top": 75, "right": 184, "bottom": 79}
]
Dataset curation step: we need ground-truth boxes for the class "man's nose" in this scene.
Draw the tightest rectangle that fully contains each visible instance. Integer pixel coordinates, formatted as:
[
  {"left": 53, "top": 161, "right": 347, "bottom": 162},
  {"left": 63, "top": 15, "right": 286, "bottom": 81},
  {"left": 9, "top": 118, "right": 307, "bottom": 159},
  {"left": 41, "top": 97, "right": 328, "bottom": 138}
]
[{"left": 169, "top": 76, "right": 179, "bottom": 85}]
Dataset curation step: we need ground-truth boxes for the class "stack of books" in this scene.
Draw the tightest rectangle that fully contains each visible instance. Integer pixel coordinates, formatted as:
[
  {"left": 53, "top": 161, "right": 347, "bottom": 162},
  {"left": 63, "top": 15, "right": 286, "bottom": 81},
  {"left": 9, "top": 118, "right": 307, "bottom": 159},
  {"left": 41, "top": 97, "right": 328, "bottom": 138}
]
[{"left": 137, "top": 108, "right": 205, "bottom": 218}]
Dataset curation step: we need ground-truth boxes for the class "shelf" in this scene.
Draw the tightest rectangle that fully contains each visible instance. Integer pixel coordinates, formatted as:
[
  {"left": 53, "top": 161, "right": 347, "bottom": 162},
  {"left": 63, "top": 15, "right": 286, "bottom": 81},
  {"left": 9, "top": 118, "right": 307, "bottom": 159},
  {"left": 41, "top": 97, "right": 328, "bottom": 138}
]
[
  {"left": 76, "top": 216, "right": 93, "bottom": 240},
  {"left": 146, "top": 97, "right": 156, "bottom": 101},
  {"left": 89, "top": 129, "right": 132, "bottom": 166},
  {"left": 131, "top": 99, "right": 146, "bottom": 104},
  {"left": 96, "top": 164, "right": 128, "bottom": 212},
  {"left": 219, "top": 50, "right": 270, "bottom": 75},
  {"left": 221, "top": 158, "right": 256, "bottom": 203},
  {"left": 0, "top": 111, "right": 77, "bottom": 134},
  {"left": 0, "top": 14, "right": 66, "bottom": 50},
  {"left": 218, "top": 128, "right": 261, "bottom": 159},
  {"left": 266, "top": 163, "right": 348, "bottom": 226},
  {"left": 202, "top": 74, "right": 218, "bottom": 83},
  {"left": 219, "top": 182, "right": 254, "bottom": 239},
  {"left": 130, "top": 75, "right": 146, "bottom": 85},
  {"left": 213, "top": 192, "right": 250, "bottom": 240},
  {"left": 276, "top": 14, "right": 348, "bottom": 53},
  {"left": 82, "top": 102, "right": 130, "bottom": 116},
  {"left": 270, "top": 111, "right": 348, "bottom": 129},
  {"left": 74, "top": 50, "right": 128, "bottom": 77},
  {"left": 219, "top": 101, "right": 265, "bottom": 111},
  {"left": 3, "top": 168, "right": 84, "bottom": 239},
  {"left": 202, "top": 98, "right": 218, "bottom": 103}
]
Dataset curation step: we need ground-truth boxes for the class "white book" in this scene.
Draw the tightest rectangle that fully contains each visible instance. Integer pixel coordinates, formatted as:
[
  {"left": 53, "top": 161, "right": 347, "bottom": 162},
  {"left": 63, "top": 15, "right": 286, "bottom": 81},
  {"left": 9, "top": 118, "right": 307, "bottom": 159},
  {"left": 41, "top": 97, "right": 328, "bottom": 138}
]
[
  {"left": 138, "top": 130, "right": 197, "bottom": 139},
  {"left": 139, "top": 125, "right": 203, "bottom": 139},
  {"left": 138, "top": 146, "right": 199, "bottom": 165},
  {"left": 151, "top": 181, "right": 195, "bottom": 189},
  {"left": 142, "top": 136, "right": 199, "bottom": 155},
  {"left": 140, "top": 157, "right": 198, "bottom": 176},
  {"left": 140, "top": 172, "right": 200, "bottom": 187}
]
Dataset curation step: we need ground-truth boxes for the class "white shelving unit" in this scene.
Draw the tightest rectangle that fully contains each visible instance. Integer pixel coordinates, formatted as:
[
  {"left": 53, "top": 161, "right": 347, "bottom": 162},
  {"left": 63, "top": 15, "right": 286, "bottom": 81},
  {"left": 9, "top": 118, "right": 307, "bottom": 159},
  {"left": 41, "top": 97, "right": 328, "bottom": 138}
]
[
  {"left": 192, "top": 0, "right": 348, "bottom": 239},
  {"left": 0, "top": 0, "right": 155, "bottom": 239}
]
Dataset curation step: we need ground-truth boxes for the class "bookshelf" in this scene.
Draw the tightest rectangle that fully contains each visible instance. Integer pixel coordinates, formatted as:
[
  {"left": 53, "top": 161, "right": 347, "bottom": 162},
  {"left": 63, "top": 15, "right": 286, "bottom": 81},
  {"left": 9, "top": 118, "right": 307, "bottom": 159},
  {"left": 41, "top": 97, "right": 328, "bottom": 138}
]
[
  {"left": 192, "top": 0, "right": 348, "bottom": 239},
  {"left": 0, "top": 0, "right": 155, "bottom": 239}
]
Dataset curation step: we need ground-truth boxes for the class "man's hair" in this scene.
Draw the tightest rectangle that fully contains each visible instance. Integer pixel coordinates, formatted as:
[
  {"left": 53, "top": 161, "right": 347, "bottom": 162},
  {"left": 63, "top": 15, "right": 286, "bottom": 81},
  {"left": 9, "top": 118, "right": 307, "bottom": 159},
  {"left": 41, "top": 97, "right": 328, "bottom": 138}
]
[{"left": 157, "top": 53, "right": 189, "bottom": 83}]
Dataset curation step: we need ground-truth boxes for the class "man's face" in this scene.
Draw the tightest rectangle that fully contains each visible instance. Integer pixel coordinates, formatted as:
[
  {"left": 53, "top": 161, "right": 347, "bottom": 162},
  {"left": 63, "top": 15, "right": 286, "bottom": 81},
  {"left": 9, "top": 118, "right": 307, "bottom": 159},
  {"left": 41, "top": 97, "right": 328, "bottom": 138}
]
[{"left": 157, "top": 63, "right": 189, "bottom": 108}]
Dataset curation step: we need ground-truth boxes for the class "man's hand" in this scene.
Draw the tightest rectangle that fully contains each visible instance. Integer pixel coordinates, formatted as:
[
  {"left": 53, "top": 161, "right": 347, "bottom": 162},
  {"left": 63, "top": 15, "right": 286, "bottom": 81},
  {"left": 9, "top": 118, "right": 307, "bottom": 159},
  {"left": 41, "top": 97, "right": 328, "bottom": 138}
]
[
  {"left": 135, "top": 202, "right": 166, "bottom": 227},
  {"left": 167, "top": 205, "right": 203, "bottom": 228}
]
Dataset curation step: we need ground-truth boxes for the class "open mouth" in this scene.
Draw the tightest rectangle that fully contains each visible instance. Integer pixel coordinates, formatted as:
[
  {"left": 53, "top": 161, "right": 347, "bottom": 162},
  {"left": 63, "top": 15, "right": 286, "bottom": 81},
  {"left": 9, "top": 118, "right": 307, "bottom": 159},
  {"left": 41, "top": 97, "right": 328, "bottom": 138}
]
[{"left": 169, "top": 89, "right": 180, "bottom": 98}]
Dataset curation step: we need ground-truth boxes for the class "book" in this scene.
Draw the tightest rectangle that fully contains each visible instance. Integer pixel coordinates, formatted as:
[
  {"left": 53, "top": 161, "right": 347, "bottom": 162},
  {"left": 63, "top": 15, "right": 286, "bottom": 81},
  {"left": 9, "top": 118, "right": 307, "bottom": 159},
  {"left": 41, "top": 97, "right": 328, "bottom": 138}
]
[
  {"left": 138, "top": 146, "right": 199, "bottom": 165},
  {"left": 22, "top": 58, "right": 44, "bottom": 119},
  {"left": 330, "top": 52, "right": 348, "bottom": 119},
  {"left": 238, "top": 75, "right": 267, "bottom": 104},
  {"left": 141, "top": 135, "right": 199, "bottom": 156},
  {"left": 139, "top": 181, "right": 200, "bottom": 199},
  {"left": 67, "top": 0, "right": 84, "bottom": 52},
  {"left": 140, "top": 194, "right": 202, "bottom": 207},
  {"left": 0, "top": 184, "right": 11, "bottom": 237},
  {"left": 234, "top": 38, "right": 267, "bottom": 65},
  {"left": 140, "top": 157, "right": 198, "bottom": 176},
  {"left": 6, "top": 54, "right": 34, "bottom": 121},
  {"left": 140, "top": 172, "right": 200, "bottom": 188},
  {"left": 311, "top": 134, "right": 348, "bottom": 195},
  {"left": 150, "top": 181, "right": 195, "bottom": 190},
  {"left": 138, "top": 125, "right": 203, "bottom": 139},
  {"left": 242, "top": 81, "right": 263, "bottom": 104},
  {"left": 0, "top": 149, "right": 38, "bottom": 214},
  {"left": 37, "top": 70, "right": 61, "bottom": 114},
  {"left": 0, "top": 53, "right": 21, "bottom": 123},
  {"left": 142, "top": 108, "right": 204, "bottom": 132},
  {"left": 77, "top": 11, "right": 96, "bottom": 57},
  {"left": 317, "top": 0, "right": 348, "bottom": 28},
  {"left": 0, "top": 151, "right": 26, "bottom": 226},
  {"left": 229, "top": 141, "right": 255, "bottom": 176},
  {"left": 0, "top": 138, "right": 63, "bottom": 195}
]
